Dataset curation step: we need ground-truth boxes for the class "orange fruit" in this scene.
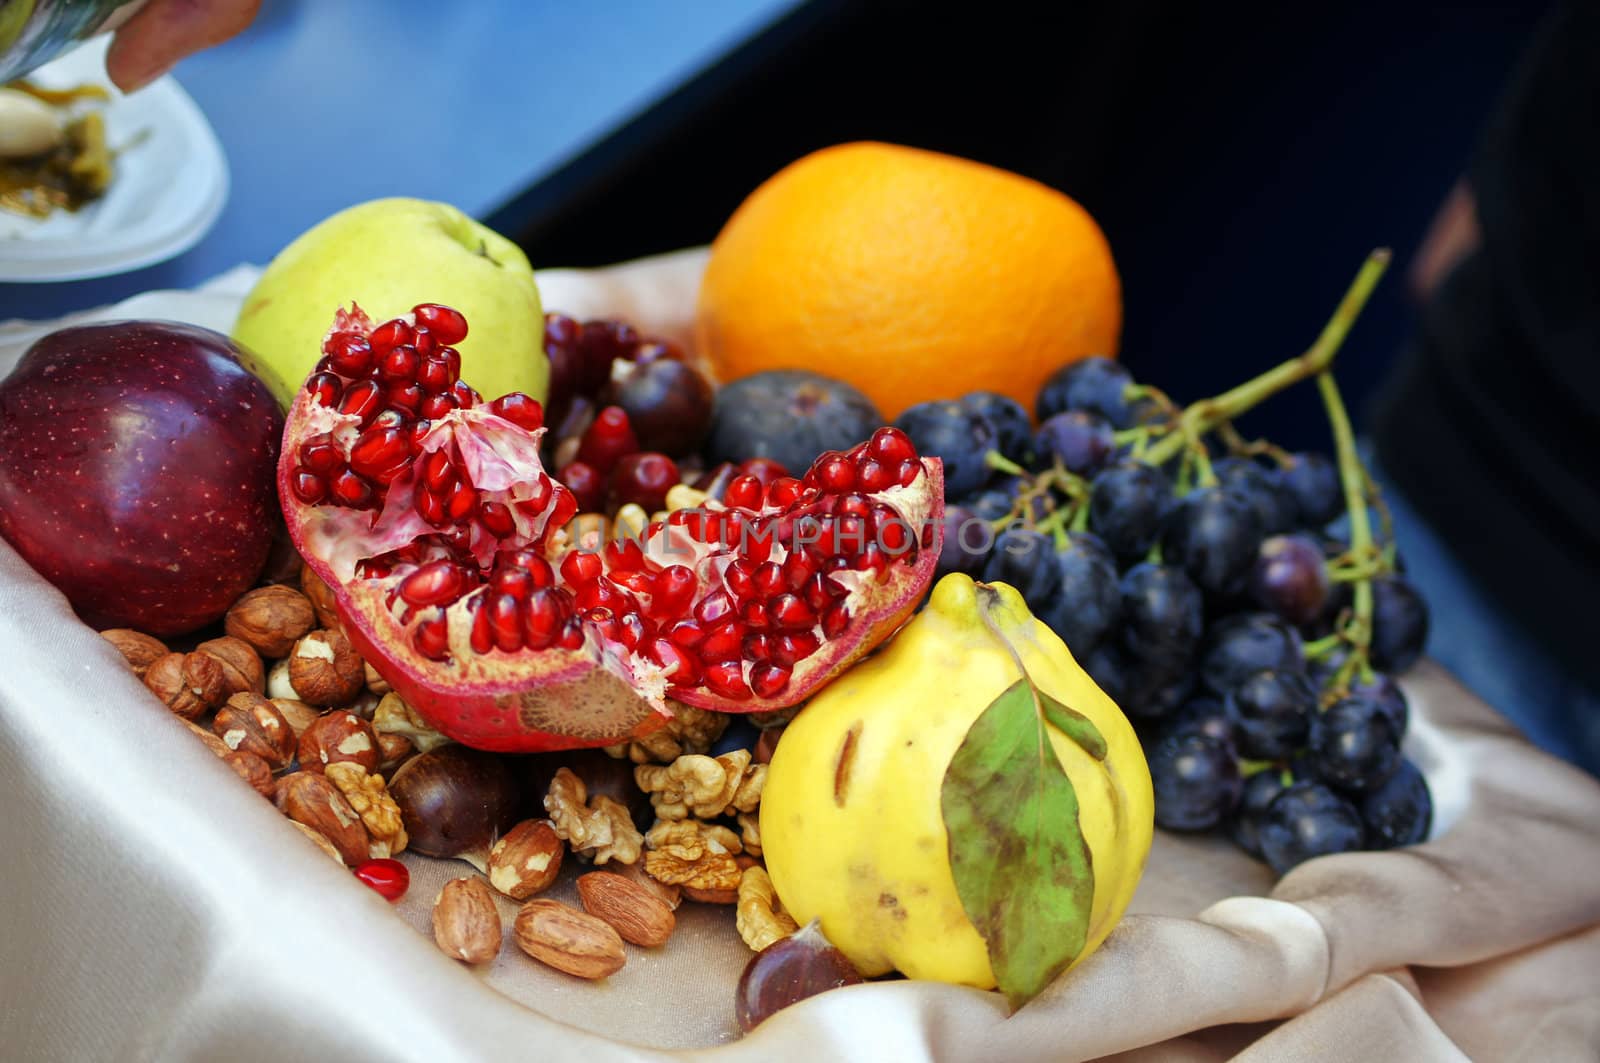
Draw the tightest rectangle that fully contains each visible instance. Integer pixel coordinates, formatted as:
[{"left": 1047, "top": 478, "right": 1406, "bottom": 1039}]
[{"left": 695, "top": 142, "right": 1121, "bottom": 419}]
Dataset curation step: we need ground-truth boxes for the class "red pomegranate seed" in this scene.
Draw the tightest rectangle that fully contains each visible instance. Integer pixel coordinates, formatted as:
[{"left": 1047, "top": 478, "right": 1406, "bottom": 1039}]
[
  {"left": 815, "top": 455, "right": 855, "bottom": 493},
  {"left": 560, "top": 551, "right": 603, "bottom": 587},
  {"left": 575, "top": 406, "right": 639, "bottom": 474},
  {"left": 753, "top": 562, "right": 785, "bottom": 599},
  {"left": 479, "top": 500, "right": 516, "bottom": 537},
  {"left": 558, "top": 618, "right": 586, "bottom": 650},
  {"left": 445, "top": 479, "right": 477, "bottom": 522},
  {"left": 419, "top": 392, "right": 457, "bottom": 420},
  {"left": 738, "top": 457, "right": 790, "bottom": 487},
  {"left": 822, "top": 602, "right": 851, "bottom": 639},
  {"left": 544, "top": 484, "right": 577, "bottom": 533},
  {"left": 618, "top": 612, "right": 650, "bottom": 652},
  {"left": 490, "top": 393, "right": 545, "bottom": 431},
  {"left": 803, "top": 572, "right": 842, "bottom": 611},
  {"left": 703, "top": 660, "right": 751, "bottom": 700},
  {"left": 833, "top": 493, "right": 871, "bottom": 517},
  {"left": 417, "top": 355, "right": 453, "bottom": 394},
  {"left": 339, "top": 379, "right": 383, "bottom": 425},
  {"left": 410, "top": 419, "right": 434, "bottom": 449},
  {"left": 326, "top": 332, "right": 374, "bottom": 376},
  {"left": 724, "top": 475, "right": 763, "bottom": 510},
  {"left": 524, "top": 588, "right": 565, "bottom": 649},
  {"left": 611, "top": 570, "right": 655, "bottom": 596},
  {"left": 767, "top": 593, "right": 815, "bottom": 632},
  {"left": 586, "top": 607, "right": 620, "bottom": 643},
  {"left": 725, "top": 560, "right": 757, "bottom": 601},
  {"left": 307, "top": 372, "right": 343, "bottom": 407},
  {"left": 877, "top": 509, "right": 911, "bottom": 554},
  {"left": 648, "top": 638, "right": 700, "bottom": 686},
  {"left": 857, "top": 543, "right": 891, "bottom": 579},
  {"left": 742, "top": 599, "right": 770, "bottom": 631},
  {"left": 750, "top": 662, "right": 791, "bottom": 699},
  {"left": 602, "top": 537, "right": 646, "bottom": 572},
  {"left": 330, "top": 469, "right": 374, "bottom": 508},
  {"left": 744, "top": 633, "right": 774, "bottom": 661},
  {"left": 652, "top": 566, "right": 697, "bottom": 617},
  {"left": 399, "top": 560, "right": 471, "bottom": 607},
  {"left": 492, "top": 566, "right": 535, "bottom": 598},
  {"left": 856, "top": 458, "right": 894, "bottom": 493},
  {"left": 559, "top": 461, "right": 605, "bottom": 513},
  {"left": 897, "top": 459, "right": 922, "bottom": 486},
  {"left": 610, "top": 452, "right": 678, "bottom": 512},
  {"left": 349, "top": 426, "right": 410, "bottom": 479},
  {"left": 868, "top": 426, "right": 917, "bottom": 464},
  {"left": 765, "top": 477, "right": 802, "bottom": 507},
  {"left": 413, "top": 612, "right": 451, "bottom": 660},
  {"left": 354, "top": 858, "right": 410, "bottom": 901},
  {"left": 369, "top": 318, "right": 413, "bottom": 352},
  {"left": 413, "top": 304, "right": 469, "bottom": 345},
  {"left": 465, "top": 596, "right": 492, "bottom": 654},
  {"left": 487, "top": 592, "right": 523, "bottom": 653},
  {"left": 517, "top": 474, "right": 554, "bottom": 515},
  {"left": 291, "top": 470, "right": 327, "bottom": 503},
  {"left": 700, "top": 620, "right": 744, "bottom": 661},
  {"left": 299, "top": 434, "right": 344, "bottom": 474},
  {"left": 781, "top": 551, "right": 814, "bottom": 591},
  {"left": 739, "top": 516, "right": 774, "bottom": 564},
  {"left": 370, "top": 409, "right": 408, "bottom": 433},
  {"left": 696, "top": 590, "right": 736, "bottom": 625},
  {"left": 667, "top": 618, "right": 706, "bottom": 648},
  {"left": 772, "top": 631, "right": 821, "bottom": 667},
  {"left": 410, "top": 325, "right": 437, "bottom": 358},
  {"left": 421, "top": 450, "right": 454, "bottom": 493},
  {"left": 451, "top": 380, "right": 479, "bottom": 408},
  {"left": 379, "top": 344, "right": 420, "bottom": 383},
  {"left": 387, "top": 382, "right": 424, "bottom": 414}
]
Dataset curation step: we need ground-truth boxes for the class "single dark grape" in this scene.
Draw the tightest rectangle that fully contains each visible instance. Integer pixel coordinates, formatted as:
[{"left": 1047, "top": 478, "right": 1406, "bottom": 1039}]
[
  {"left": 1034, "top": 410, "right": 1115, "bottom": 476},
  {"left": 980, "top": 528, "right": 1062, "bottom": 613},
  {"left": 1084, "top": 641, "right": 1128, "bottom": 704},
  {"left": 1118, "top": 562, "right": 1204, "bottom": 664},
  {"left": 1280, "top": 451, "right": 1343, "bottom": 528},
  {"left": 1200, "top": 612, "right": 1304, "bottom": 696},
  {"left": 1213, "top": 457, "right": 1297, "bottom": 536},
  {"left": 1159, "top": 486, "right": 1264, "bottom": 597},
  {"left": 935, "top": 504, "right": 992, "bottom": 579},
  {"left": 608, "top": 452, "right": 679, "bottom": 512},
  {"left": 961, "top": 391, "right": 1034, "bottom": 466},
  {"left": 894, "top": 400, "right": 997, "bottom": 499},
  {"left": 1039, "top": 532, "right": 1121, "bottom": 655},
  {"left": 1225, "top": 668, "right": 1317, "bottom": 760},
  {"left": 575, "top": 318, "right": 639, "bottom": 396},
  {"left": 1349, "top": 671, "right": 1409, "bottom": 737},
  {"left": 607, "top": 358, "right": 714, "bottom": 458},
  {"left": 1249, "top": 533, "right": 1330, "bottom": 626},
  {"left": 1163, "top": 695, "right": 1236, "bottom": 750},
  {"left": 711, "top": 716, "right": 760, "bottom": 756},
  {"left": 1229, "top": 769, "right": 1291, "bottom": 858},
  {"left": 1359, "top": 758, "right": 1433, "bottom": 848},
  {"left": 1308, "top": 695, "right": 1401, "bottom": 792},
  {"left": 1258, "top": 781, "right": 1366, "bottom": 874},
  {"left": 1119, "top": 654, "right": 1194, "bottom": 721},
  {"left": 965, "top": 486, "right": 1015, "bottom": 523},
  {"left": 1370, "top": 575, "right": 1429, "bottom": 673},
  {"left": 1149, "top": 731, "right": 1242, "bottom": 831},
  {"left": 1037, "top": 356, "right": 1148, "bottom": 428},
  {"left": 1088, "top": 460, "right": 1174, "bottom": 563}
]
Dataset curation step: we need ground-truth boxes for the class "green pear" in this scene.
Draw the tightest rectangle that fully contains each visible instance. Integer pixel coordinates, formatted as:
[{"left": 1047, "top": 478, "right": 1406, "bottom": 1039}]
[{"left": 232, "top": 198, "right": 546, "bottom": 407}]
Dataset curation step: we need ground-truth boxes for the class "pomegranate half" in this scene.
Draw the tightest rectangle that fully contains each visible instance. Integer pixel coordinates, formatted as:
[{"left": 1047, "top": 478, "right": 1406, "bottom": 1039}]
[{"left": 279, "top": 305, "right": 943, "bottom": 752}]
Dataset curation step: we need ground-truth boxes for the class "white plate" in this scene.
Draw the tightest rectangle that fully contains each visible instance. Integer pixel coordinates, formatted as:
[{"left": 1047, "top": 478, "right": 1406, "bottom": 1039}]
[{"left": 0, "top": 35, "right": 228, "bottom": 282}]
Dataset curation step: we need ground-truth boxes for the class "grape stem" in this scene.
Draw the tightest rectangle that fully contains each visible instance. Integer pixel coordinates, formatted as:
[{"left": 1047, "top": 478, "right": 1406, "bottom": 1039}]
[
  {"left": 1142, "top": 250, "right": 1392, "bottom": 468},
  {"left": 1316, "top": 367, "right": 1378, "bottom": 695}
]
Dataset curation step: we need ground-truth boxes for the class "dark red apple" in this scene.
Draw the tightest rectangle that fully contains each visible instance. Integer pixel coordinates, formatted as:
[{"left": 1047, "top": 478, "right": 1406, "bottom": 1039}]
[{"left": 0, "top": 321, "right": 283, "bottom": 636}]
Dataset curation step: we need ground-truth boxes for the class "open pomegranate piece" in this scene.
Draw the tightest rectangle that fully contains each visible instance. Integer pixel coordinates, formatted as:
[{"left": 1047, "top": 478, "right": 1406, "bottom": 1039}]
[{"left": 279, "top": 305, "right": 943, "bottom": 752}]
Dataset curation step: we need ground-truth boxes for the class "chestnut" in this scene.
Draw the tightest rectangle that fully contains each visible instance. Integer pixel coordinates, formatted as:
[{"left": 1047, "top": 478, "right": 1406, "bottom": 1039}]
[{"left": 387, "top": 746, "right": 522, "bottom": 868}]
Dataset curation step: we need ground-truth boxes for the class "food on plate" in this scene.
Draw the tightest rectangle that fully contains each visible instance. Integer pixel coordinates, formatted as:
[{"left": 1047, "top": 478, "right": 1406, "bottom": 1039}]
[
  {"left": 232, "top": 199, "right": 545, "bottom": 408},
  {"left": 695, "top": 141, "right": 1120, "bottom": 418},
  {"left": 0, "top": 82, "right": 114, "bottom": 217},
  {"left": 0, "top": 320, "right": 281, "bottom": 634}
]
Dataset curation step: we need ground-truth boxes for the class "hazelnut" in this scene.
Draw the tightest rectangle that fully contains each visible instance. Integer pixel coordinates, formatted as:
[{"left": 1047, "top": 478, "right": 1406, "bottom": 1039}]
[
  {"left": 196, "top": 636, "right": 265, "bottom": 696},
  {"left": 270, "top": 698, "right": 322, "bottom": 738},
  {"left": 364, "top": 661, "right": 392, "bottom": 695},
  {"left": 376, "top": 732, "right": 414, "bottom": 771},
  {"left": 300, "top": 563, "right": 342, "bottom": 630},
  {"left": 213, "top": 692, "right": 296, "bottom": 770},
  {"left": 224, "top": 751, "right": 275, "bottom": 797},
  {"left": 144, "top": 651, "right": 228, "bottom": 720},
  {"left": 100, "top": 629, "right": 169, "bottom": 677},
  {"left": 286, "top": 630, "right": 364, "bottom": 707},
  {"left": 289, "top": 819, "right": 346, "bottom": 865},
  {"left": 277, "top": 771, "right": 370, "bottom": 865},
  {"left": 298, "top": 711, "right": 380, "bottom": 774},
  {"left": 487, "top": 820, "right": 564, "bottom": 900},
  {"left": 224, "top": 585, "right": 315, "bottom": 658},
  {"left": 180, "top": 718, "right": 231, "bottom": 759}
]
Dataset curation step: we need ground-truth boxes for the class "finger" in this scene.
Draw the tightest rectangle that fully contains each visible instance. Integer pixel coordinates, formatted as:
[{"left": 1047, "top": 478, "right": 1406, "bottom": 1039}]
[{"left": 105, "top": 0, "right": 262, "bottom": 93}]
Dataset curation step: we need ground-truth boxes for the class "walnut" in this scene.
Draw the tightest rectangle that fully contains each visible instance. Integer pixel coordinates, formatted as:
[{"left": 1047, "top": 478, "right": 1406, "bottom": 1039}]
[
  {"left": 544, "top": 767, "right": 642, "bottom": 866},
  {"left": 196, "top": 636, "right": 265, "bottom": 696},
  {"left": 370, "top": 693, "right": 451, "bottom": 753},
  {"left": 324, "top": 761, "right": 409, "bottom": 859},
  {"left": 100, "top": 629, "right": 168, "bottom": 677},
  {"left": 300, "top": 563, "right": 342, "bottom": 631},
  {"left": 642, "top": 818, "right": 744, "bottom": 894},
  {"left": 144, "top": 651, "right": 228, "bottom": 720},
  {"left": 604, "top": 703, "right": 727, "bottom": 764},
  {"left": 225, "top": 584, "right": 316, "bottom": 658},
  {"left": 634, "top": 749, "right": 765, "bottom": 821},
  {"left": 736, "top": 812, "right": 762, "bottom": 857},
  {"left": 286, "top": 630, "right": 365, "bottom": 706},
  {"left": 736, "top": 866, "right": 797, "bottom": 952}
]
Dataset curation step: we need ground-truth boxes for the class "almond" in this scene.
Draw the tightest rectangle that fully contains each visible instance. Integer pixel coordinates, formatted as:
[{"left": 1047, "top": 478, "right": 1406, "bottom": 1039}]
[
  {"left": 577, "top": 871, "right": 676, "bottom": 947},
  {"left": 433, "top": 877, "right": 502, "bottom": 965},
  {"left": 513, "top": 899, "right": 625, "bottom": 980}
]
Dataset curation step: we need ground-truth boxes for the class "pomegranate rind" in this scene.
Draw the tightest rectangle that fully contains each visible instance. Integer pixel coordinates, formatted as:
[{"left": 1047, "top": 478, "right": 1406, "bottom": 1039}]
[{"left": 670, "top": 459, "right": 944, "bottom": 714}]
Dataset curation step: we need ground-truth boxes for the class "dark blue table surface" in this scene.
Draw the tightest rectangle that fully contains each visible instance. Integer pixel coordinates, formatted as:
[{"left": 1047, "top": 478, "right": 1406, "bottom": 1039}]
[{"left": 0, "top": 0, "right": 798, "bottom": 322}]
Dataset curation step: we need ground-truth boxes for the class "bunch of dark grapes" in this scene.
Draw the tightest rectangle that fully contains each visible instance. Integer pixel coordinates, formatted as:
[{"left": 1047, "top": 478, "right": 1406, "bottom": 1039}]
[{"left": 919, "top": 354, "right": 1434, "bottom": 875}]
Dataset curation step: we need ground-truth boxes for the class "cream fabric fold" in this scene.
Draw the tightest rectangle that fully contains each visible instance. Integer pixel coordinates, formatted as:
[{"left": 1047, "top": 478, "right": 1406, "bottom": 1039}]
[{"left": 2, "top": 263, "right": 1599, "bottom": 1061}]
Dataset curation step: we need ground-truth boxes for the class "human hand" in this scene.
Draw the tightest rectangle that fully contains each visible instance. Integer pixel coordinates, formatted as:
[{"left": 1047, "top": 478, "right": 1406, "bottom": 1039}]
[{"left": 104, "top": 0, "right": 262, "bottom": 93}]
